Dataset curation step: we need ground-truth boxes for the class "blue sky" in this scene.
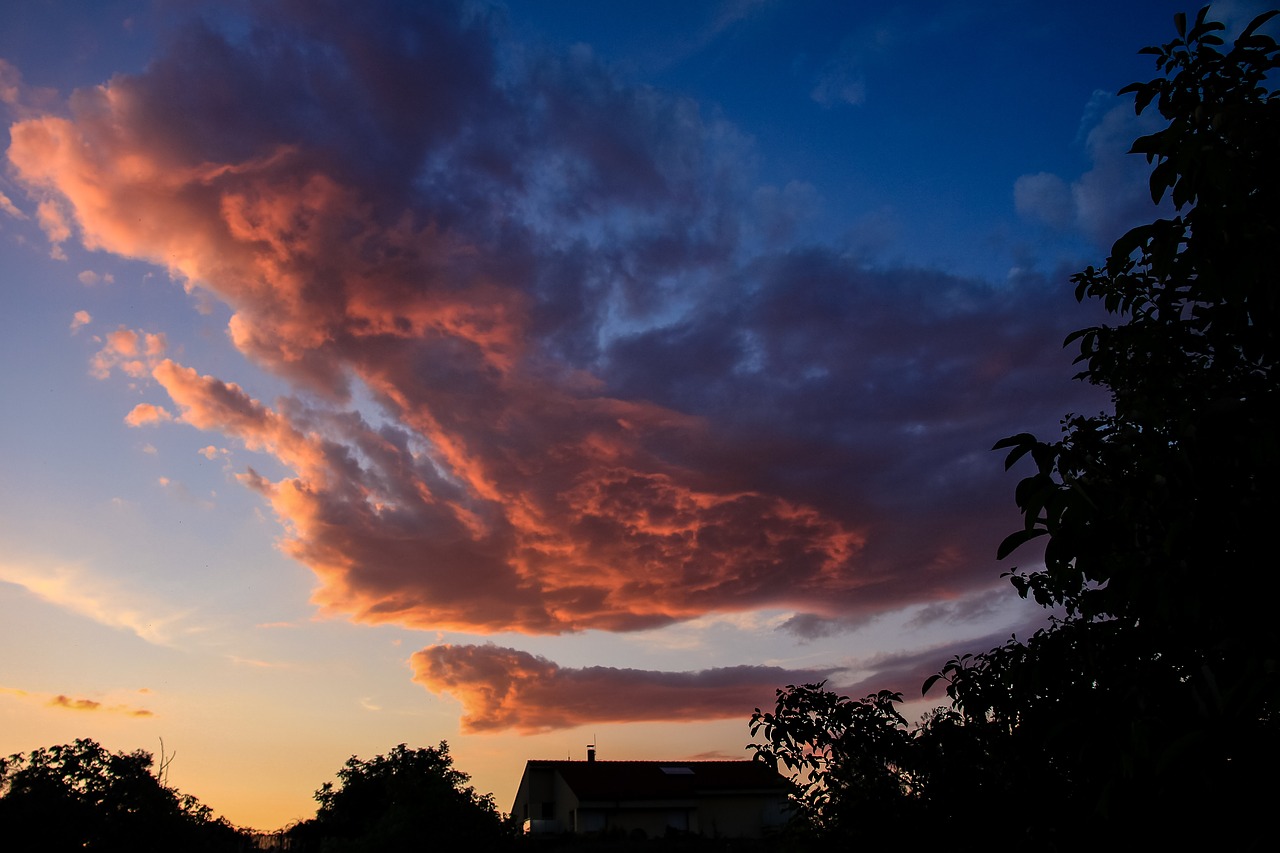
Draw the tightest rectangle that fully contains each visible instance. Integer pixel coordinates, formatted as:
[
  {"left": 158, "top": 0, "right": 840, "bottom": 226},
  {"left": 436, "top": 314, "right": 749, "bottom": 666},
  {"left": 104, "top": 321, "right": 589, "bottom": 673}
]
[{"left": 1, "top": 0, "right": 1269, "bottom": 831}]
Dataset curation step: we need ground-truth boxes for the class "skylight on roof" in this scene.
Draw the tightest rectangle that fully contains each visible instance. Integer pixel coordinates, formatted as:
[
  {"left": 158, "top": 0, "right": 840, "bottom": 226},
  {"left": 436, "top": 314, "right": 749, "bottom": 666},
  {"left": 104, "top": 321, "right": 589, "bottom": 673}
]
[{"left": 660, "top": 766, "right": 694, "bottom": 775}]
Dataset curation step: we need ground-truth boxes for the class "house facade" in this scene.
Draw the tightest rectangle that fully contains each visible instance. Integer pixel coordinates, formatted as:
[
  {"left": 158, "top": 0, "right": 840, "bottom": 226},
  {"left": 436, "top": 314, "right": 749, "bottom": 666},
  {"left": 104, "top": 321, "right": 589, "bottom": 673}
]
[{"left": 512, "top": 756, "right": 789, "bottom": 839}]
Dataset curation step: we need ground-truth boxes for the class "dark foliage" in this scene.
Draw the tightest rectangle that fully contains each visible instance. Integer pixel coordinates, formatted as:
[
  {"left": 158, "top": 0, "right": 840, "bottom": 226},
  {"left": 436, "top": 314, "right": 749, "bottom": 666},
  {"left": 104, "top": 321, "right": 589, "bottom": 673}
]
[
  {"left": 286, "top": 742, "right": 514, "bottom": 852},
  {"left": 752, "top": 7, "right": 1279, "bottom": 849},
  {"left": 0, "top": 738, "right": 249, "bottom": 853}
]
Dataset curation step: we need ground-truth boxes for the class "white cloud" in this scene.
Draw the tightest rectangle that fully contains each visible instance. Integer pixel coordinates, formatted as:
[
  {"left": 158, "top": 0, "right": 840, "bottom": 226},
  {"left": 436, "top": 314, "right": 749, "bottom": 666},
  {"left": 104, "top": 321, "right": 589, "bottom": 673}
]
[
  {"left": 78, "top": 270, "right": 115, "bottom": 286},
  {"left": 1015, "top": 99, "right": 1167, "bottom": 247},
  {"left": 1014, "top": 172, "right": 1074, "bottom": 230}
]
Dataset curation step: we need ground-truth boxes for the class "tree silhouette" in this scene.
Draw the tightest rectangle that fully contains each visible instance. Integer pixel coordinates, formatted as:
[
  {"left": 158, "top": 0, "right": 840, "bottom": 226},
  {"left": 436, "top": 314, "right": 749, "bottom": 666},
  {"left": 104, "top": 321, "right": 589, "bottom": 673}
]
[
  {"left": 286, "top": 742, "right": 513, "bottom": 852},
  {"left": 752, "top": 7, "right": 1280, "bottom": 847},
  {"left": 0, "top": 738, "right": 247, "bottom": 853}
]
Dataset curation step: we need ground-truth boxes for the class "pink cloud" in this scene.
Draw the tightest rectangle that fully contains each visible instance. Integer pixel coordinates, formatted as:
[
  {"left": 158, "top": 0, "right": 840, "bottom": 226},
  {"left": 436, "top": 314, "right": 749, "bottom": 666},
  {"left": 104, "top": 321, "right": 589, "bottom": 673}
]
[
  {"left": 90, "top": 326, "right": 167, "bottom": 379},
  {"left": 70, "top": 310, "right": 91, "bottom": 332},
  {"left": 409, "top": 619, "right": 1044, "bottom": 732},
  {"left": 124, "top": 403, "right": 173, "bottom": 427},
  {"left": 410, "top": 644, "right": 835, "bottom": 733},
  {"left": 0, "top": 189, "right": 24, "bottom": 219},
  {"left": 3, "top": 4, "right": 1098, "bottom": 642}
]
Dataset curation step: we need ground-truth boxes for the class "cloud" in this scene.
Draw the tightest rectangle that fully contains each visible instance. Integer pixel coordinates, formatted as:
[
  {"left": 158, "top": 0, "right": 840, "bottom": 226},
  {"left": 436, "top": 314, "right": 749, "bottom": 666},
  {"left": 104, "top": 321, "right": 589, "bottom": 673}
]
[
  {"left": 47, "top": 694, "right": 153, "bottom": 717},
  {"left": 0, "top": 57, "right": 58, "bottom": 118},
  {"left": 410, "top": 625, "right": 1044, "bottom": 732},
  {"left": 35, "top": 199, "right": 70, "bottom": 258},
  {"left": 70, "top": 310, "right": 92, "bottom": 332},
  {"left": 0, "top": 684, "right": 153, "bottom": 717},
  {"left": 0, "top": 189, "right": 24, "bottom": 219},
  {"left": 227, "top": 655, "right": 286, "bottom": 669},
  {"left": 1015, "top": 94, "right": 1168, "bottom": 246},
  {"left": 90, "top": 326, "right": 168, "bottom": 379},
  {"left": 78, "top": 269, "right": 115, "bottom": 286},
  {"left": 4, "top": 2, "right": 1099, "bottom": 642},
  {"left": 1014, "top": 172, "right": 1074, "bottom": 230},
  {"left": 811, "top": 69, "right": 866, "bottom": 107},
  {"left": 0, "top": 559, "right": 191, "bottom": 645},
  {"left": 124, "top": 402, "right": 173, "bottom": 426},
  {"left": 410, "top": 643, "right": 837, "bottom": 733}
]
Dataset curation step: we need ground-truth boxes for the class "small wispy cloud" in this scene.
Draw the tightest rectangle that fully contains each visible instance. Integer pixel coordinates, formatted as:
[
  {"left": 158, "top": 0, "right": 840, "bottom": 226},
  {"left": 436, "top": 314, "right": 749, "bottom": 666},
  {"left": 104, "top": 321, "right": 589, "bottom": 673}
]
[
  {"left": 811, "top": 68, "right": 866, "bottom": 107},
  {"left": 0, "top": 189, "right": 25, "bottom": 219},
  {"left": 0, "top": 559, "right": 194, "bottom": 646},
  {"left": 90, "top": 326, "right": 167, "bottom": 380},
  {"left": 1, "top": 684, "right": 153, "bottom": 717},
  {"left": 226, "top": 655, "right": 286, "bottom": 669},
  {"left": 50, "top": 694, "right": 153, "bottom": 717},
  {"left": 78, "top": 269, "right": 115, "bottom": 286}
]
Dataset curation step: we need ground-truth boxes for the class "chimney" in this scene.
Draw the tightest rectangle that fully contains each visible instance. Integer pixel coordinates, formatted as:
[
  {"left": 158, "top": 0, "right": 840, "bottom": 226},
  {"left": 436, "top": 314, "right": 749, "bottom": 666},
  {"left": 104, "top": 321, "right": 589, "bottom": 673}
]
[{"left": 586, "top": 744, "right": 596, "bottom": 763}]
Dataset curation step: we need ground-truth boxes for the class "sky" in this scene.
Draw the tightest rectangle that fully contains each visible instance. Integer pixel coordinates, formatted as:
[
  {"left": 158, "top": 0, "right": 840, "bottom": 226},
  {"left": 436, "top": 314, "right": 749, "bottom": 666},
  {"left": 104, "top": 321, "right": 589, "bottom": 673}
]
[{"left": 1, "top": 0, "right": 1270, "bottom": 832}]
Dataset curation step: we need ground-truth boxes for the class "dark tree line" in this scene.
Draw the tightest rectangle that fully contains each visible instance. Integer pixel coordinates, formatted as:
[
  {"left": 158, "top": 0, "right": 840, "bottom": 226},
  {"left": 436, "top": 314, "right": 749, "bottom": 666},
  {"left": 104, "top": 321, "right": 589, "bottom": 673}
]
[
  {"left": 283, "top": 742, "right": 515, "bottom": 852},
  {"left": 0, "top": 738, "right": 249, "bottom": 852},
  {"left": 752, "top": 7, "right": 1279, "bottom": 849},
  {"left": 1, "top": 739, "right": 513, "bottom": 853}
]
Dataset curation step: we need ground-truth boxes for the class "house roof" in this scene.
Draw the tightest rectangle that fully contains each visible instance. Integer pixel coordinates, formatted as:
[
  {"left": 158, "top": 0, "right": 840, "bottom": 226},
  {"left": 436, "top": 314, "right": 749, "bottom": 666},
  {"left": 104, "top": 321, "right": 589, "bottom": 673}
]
[{"left": 522, "top": 760, "right": 787, "bottom": 803}]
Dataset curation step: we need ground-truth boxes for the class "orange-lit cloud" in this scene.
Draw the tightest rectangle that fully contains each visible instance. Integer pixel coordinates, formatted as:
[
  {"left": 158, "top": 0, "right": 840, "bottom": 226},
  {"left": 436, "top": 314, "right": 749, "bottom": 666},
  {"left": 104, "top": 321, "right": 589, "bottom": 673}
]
[
  {"left": 0, "top": 685, "right": 153, "bottom": 718},
  {"left": 409, "top": 615, "right": 1054, "bottom": 731},
  {"left": 3, "top": 2, "right": 1097, "bottom": 648},
  {"left": 90, "top": 326, "right": 167, "bottom": 379},
  {"left": 125, "top": 402, "right": 173, "bottom": 426},
  {"left": 411, "top": 644, "right": 837, "bottom": 733},
  {"left": 70, "top": 309, "right": 91, "bottom": 332},
  {"left": 46, "top": 694, "right": 153, "bottom": 717}
]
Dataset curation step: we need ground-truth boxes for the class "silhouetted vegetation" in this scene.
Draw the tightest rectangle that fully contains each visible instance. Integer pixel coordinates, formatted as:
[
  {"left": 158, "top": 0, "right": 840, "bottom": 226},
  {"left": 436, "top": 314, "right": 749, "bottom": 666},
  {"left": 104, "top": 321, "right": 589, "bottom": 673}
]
[
  {"left": 0, "top": 738, "right": 250, "bottom": 852},
  {"left": 286, "top": 741, "right": 516, "bottom": 852},
  {"left": 752, "top": 7, "right": 1279, "bottom": 849}
]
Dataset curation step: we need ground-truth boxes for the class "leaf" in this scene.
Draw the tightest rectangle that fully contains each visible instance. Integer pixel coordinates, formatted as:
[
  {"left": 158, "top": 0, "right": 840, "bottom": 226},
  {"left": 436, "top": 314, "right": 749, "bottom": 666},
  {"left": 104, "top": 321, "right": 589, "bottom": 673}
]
[
  {"left": 992, "top": 433, "right": 1035, "bottom": 451},
  {"left": 1241, "top": 9, "right": 1279, "bottom": 39},
  {"left": 996, "top": 527, "right": 1047, "bottom": 560},
  {"left": 1002, "top": 441, "right": 1036, "bottom": 471}
]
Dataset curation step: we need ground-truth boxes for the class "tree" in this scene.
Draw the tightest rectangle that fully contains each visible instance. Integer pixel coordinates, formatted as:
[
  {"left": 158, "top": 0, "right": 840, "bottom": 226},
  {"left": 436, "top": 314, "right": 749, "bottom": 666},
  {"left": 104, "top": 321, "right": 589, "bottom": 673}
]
[
  {"left": 978, "top": 6, "right": 1280, "bottom": 836},
  {"left": 0, "top": 738, "right": 247, "bottom": 853},
  {"left": 752, "top": 8, "right": 1280, "bottom": 847},
  {"left": 287, "top": 742, "right": 512, "bottom": 852},
  {"left": 749, "top": 685, "right": 919, "bottom": 842}
]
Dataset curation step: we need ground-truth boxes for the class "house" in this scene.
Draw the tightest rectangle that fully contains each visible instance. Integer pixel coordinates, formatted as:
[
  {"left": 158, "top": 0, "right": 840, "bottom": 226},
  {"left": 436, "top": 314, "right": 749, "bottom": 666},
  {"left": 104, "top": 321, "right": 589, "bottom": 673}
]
[{"left": 511, "top": 752, "right": 789, "bottom": 839}]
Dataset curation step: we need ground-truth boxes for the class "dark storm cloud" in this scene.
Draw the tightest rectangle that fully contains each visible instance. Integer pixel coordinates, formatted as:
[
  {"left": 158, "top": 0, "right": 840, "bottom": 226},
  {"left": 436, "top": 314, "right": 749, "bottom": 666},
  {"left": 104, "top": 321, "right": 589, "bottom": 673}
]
[{"left": 9, "top": 0, "right": 1104, "bottom": 717}]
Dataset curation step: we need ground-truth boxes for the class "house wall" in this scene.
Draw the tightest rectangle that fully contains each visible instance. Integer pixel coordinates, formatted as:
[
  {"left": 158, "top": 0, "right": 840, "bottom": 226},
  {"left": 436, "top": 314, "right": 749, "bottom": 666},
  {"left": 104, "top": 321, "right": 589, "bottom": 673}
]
[
  {"left": 695, "top": 794, "right": 789, "bottom": 838},
  {"left": 514, "top": 763, "right": 788, "bottom": 839},
  {"left": 515, "top": 765, "right": 580, "bottom": 833},
  {"left": 551, "top": 771, "right": 581, "bottom": 831},
  {"left": 578, "top": 804, "right": 697, "bottom": 838}
]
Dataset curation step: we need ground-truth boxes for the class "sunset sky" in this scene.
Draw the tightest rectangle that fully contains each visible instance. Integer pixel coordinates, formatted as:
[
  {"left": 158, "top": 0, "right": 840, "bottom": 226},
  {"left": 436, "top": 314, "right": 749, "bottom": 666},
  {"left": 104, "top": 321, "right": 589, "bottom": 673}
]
[{"left": 2, "top": 0, "right": 1264, "bottom": 832}]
